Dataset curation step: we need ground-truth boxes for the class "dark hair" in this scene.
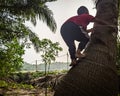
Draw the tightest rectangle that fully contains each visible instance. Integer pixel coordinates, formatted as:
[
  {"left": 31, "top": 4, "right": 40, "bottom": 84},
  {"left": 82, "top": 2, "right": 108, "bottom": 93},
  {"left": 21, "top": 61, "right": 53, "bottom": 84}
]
[{"left": 77, "top": 6, "right": 89, "bottom": 15}]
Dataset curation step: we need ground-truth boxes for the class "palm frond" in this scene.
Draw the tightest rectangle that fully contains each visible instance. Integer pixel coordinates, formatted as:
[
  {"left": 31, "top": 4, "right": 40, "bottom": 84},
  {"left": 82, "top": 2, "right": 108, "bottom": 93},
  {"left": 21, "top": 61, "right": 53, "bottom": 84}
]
[
  {"left": 37, "top": 5, "right": 57, "bottom": 32},
  {"left": 27, "top": 29, "right": 41, "bottom": 52},
  {"left": 0, "top": 0, "right": 57, "bottom": 32}
]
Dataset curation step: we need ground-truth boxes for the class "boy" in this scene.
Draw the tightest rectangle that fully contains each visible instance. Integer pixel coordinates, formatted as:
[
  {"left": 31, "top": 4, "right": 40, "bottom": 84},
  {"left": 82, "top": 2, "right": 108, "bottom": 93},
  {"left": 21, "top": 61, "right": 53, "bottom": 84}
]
[{"left": 60, "top": 6, "right": 94, "bottom": 66}]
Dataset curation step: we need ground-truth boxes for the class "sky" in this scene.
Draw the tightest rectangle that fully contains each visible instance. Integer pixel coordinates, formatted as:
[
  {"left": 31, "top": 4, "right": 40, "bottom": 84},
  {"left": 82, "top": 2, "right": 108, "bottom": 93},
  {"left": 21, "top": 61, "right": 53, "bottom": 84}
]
[{"left": 23, "top": 0, "right": 96, "bottom": 64}]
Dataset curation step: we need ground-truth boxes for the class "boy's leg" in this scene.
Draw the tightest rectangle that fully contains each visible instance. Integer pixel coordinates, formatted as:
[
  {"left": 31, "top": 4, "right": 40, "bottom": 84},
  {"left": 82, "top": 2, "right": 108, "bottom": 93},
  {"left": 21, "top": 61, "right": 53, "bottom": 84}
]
[
  {"left": 78, "top": 38, "right": 89, "bottom": 50},
  {"left": 65, "top": 40, "right": 77, "bottom": 66},
  {"left": 76, "top": 37, "right": 89, "bottom": 58},
  {"left": 75, "top": 49, "right": 85, "bottom": 58},
  {"left": 60, "top": 22, "right": 82, "bottom": 66},
  {"left": 61, "top": 32, "right": 77, "bottom": 65}
]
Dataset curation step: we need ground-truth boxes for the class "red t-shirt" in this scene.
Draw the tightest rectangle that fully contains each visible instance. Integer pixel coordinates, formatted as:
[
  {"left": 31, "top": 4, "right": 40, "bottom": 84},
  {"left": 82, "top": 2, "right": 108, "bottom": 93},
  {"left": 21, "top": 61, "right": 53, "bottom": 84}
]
[{"left": 66, "top": 14, "right": 94, "bottom": 30}]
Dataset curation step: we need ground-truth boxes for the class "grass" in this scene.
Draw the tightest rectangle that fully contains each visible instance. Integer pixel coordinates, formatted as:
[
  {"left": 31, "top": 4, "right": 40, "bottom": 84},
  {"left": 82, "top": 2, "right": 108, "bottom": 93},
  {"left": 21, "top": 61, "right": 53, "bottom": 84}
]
[
  {"left": 0, "top": 80, "right": 34, "bottom": 89},
  {"left": 22, "top": 70, "right": 68, "bottom": 79}
]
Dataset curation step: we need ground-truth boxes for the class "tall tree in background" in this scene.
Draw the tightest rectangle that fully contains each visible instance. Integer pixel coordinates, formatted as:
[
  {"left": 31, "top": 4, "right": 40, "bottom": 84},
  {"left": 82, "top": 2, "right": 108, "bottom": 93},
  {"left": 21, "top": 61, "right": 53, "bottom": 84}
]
[
  {"left": 54, "top": 0, "right": 119, "bottom": 96},
  {"left": 0, "top": 0, "right": 58, "bottom": 77}
]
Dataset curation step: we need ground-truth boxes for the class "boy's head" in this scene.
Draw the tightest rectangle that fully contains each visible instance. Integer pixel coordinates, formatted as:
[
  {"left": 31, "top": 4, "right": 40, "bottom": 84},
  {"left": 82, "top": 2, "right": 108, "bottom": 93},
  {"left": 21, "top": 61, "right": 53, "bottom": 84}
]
[{"left": 77, "top": 6, "right": 89, "bottom": 15}]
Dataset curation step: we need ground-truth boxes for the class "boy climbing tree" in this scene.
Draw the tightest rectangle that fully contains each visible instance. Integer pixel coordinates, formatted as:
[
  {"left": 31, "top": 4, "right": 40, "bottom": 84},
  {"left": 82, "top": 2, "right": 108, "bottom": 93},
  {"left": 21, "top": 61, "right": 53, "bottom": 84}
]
[{"left": 60, "top": 6, "right": 116, "bottom": 66}]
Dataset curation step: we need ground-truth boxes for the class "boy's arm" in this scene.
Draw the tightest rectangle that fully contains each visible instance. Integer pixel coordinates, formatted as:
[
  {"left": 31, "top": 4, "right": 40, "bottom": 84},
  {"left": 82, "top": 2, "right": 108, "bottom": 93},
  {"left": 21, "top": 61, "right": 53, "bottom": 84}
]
[
  {"left": 91, "top": 18, "right": 117, "bottom": 31},
  {"left": 92, "top": 18, "right": 115, "bottom": 28}
]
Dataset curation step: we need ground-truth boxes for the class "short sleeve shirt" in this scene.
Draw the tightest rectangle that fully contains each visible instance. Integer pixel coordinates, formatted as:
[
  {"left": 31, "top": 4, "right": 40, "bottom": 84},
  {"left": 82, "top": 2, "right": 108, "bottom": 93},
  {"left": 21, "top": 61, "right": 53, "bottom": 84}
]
[{"left": 66, "top": 14, "right": 94, "bottom": 30}]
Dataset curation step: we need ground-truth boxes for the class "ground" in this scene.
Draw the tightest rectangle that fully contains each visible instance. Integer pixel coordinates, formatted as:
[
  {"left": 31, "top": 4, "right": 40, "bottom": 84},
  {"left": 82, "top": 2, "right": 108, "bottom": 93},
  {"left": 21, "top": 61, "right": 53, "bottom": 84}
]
[{"left": 0, "top": 87, "right": 54, "bottom": 96}]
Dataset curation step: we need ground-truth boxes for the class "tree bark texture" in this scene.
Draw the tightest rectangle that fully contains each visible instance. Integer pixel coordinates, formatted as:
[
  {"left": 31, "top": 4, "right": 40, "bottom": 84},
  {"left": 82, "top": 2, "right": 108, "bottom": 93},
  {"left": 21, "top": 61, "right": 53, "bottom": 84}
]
[{"left": 54, "top": 0, "right": 119, "bottom": 96}]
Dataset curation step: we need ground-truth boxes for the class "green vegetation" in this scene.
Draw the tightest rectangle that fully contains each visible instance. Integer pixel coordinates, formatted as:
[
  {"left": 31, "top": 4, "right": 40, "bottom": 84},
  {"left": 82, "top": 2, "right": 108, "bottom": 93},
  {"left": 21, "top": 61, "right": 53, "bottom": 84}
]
[
  {"left": 38, "top": 39, "right": 62, "bottom": 76},
  {"left": 0, "top": 0, "right": 119, "bottom": 95},
  {"left": 0, "top": 70, "right": 67, "bottom": 90},
  {"left": 31, "top": 70, "right": 67, "bottom": 78},
  {"left": 0, "top": 80, "right": 34, "bottom": 89},
  {"left": 6, "top": 70, "right": 67, "bottom": 83},
  {"left": 0, "top": 0, "right": 62, "bottom": 78},
  {"left": 0, "top": 38, "right": 24, "bottom": 77}
]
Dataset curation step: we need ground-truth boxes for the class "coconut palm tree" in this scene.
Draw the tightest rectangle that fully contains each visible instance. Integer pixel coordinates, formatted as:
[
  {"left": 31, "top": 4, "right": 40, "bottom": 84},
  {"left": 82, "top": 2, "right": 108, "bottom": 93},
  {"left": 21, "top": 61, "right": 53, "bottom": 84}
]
[
  {"left": 0, "top": 0, "right": 57, "bottom": 32},
  {"left": 0, "top": 0, "right": 57, "bottom": 51},
  {"left": 54, "top": 0, "right": 119, "bottom": 96},
  {"left": 0, "top": 0, "right": 58, "bottom": 77}
]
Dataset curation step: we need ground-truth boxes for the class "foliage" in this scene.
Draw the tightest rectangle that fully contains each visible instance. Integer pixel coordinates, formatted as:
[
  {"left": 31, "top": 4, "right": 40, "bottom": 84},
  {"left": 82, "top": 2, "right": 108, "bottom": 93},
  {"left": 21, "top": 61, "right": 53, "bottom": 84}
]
[
  {"left": 40, "top": 39, "right": 62, "bottom": 64},
  {"left": 0, "top": 38, "right": 24, "bottom": 77},
  {"left": 0, "top": 0, "right": 57, "bottom": 52},
  {"left": 0, "top": 0, "right": 59, "bottom": 78},
  {"left": 31, "top": 70, "right": 67, "bottom": 78},
  {"left": 32, "top": 72, "right": 46, "bottom": 78},
  {"left": 39, "top": 39, "right": 62, "bottom": 75},
  {"left": 0, "top": 80, "right": 34, "bottom": 89},
  {"left": 0, "top": 0, "right": 57, "bottom": 32}
]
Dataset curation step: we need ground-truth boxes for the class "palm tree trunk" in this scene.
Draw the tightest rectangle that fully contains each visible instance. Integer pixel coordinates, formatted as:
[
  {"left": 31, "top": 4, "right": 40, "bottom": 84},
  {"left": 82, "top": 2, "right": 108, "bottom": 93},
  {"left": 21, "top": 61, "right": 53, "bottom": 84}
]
[{"left": 54, "top": 0, "right": 119, "bottom": 96}]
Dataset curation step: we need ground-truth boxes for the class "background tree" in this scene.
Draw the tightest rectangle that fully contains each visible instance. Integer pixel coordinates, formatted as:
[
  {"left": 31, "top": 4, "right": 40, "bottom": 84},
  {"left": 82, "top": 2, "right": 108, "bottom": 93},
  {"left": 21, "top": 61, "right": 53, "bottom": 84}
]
[
  {"left": 0, "top": 38, "right": 24, "bottom": 77},
  {"left": 54, "top": 0, "right": 119, "bottom": 96},
  {"left": 0, "top": 0, "right": 59, "bottom": 77},
  {"left": 39, "top": 39, "right": 62, "bottom": 96},
  {"left": 40, "top": 39, "right": 62, "bottom": 75}
]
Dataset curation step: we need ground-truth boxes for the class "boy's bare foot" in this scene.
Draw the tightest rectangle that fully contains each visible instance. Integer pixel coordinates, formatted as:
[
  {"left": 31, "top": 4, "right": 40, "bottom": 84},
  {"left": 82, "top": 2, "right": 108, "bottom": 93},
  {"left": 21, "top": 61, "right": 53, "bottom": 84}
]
[
  {"left": 75, "top": 52, "right": 86, "bottom": 58},
  {"left": 69, "top": 59, "right": 77, "bottom": 66}
]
